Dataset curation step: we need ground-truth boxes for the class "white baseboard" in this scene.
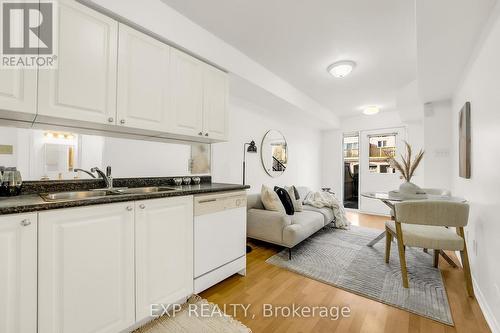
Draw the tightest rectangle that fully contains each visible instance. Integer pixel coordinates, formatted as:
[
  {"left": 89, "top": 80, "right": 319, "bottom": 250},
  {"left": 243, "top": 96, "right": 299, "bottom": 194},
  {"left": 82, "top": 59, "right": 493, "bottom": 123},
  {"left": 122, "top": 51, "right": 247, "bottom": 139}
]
[
  {"left": 454, "top": 251, "right": 498, "bottom": 333},
  {"left": 472, "top": 277, "right": 500, "bottom": 333}
]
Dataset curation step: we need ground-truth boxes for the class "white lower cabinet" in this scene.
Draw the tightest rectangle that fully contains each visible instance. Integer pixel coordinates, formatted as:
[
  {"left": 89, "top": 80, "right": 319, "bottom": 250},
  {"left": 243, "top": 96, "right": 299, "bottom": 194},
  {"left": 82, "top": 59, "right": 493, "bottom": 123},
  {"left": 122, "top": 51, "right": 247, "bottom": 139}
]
[
  {"left": 38, "top": 203, "right": 135, "bottom": 333},
  {"left": 0, "top": 213, "right": 37, "bottom": 333},
  {"left": 135, "top": 196, "right": 194, "bottom": 321},
  {"left": 36, "top": 197, "right": 194, "bottom": 333}
]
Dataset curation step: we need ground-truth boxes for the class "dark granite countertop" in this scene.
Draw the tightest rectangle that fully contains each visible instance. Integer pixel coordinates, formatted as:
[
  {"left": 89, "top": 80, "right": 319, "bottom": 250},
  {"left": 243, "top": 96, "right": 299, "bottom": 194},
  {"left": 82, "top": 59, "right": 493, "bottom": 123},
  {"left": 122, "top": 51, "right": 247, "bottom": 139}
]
[{"left": 0, "top": 183, "right": 250, "bottom": 215}]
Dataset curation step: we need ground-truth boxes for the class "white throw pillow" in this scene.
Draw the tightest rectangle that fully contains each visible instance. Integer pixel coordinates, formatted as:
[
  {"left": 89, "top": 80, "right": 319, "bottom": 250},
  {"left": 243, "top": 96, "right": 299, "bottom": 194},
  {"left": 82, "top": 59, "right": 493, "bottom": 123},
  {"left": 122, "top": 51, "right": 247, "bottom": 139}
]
[
  {"left": 261, "top": 185, "right": 286, "bottom": 213},
  {"left": 286, "top": 185, "right": 303, "bottom": 212},
  {"left": 296, "top": 186, "right": 312, "bottom": 200}
]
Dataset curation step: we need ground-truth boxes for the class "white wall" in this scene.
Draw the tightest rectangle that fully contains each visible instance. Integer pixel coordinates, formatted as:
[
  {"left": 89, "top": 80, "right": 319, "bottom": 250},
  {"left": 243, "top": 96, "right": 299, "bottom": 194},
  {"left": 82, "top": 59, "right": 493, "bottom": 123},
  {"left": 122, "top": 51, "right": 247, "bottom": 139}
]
[
  {"left": 451, "top": 8, "right": 500, "bottom": 332},
  {"left": 101, "top": 137, "right": 193, "bottom": 178},
  {"left": 212, "top": 98, "right": 322, "bottom": 194},
  {"left": 0, "top": 127, "right": 30, "bottom": 174},
  {"left": 423, "top": 100, "right": 452, "bottom": 189}
]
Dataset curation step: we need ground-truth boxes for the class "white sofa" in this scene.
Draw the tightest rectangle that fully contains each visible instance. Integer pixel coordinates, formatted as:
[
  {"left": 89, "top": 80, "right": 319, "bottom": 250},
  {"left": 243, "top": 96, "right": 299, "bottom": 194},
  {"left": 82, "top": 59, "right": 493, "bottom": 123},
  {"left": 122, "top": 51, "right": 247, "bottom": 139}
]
[{"left": 246, "top": 187, "right": 335, "bottom": 258}]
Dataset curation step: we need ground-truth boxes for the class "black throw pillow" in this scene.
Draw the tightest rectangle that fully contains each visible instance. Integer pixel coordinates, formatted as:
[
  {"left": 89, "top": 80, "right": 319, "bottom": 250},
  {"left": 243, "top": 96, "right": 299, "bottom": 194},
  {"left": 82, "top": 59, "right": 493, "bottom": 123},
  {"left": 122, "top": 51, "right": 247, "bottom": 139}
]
[
  {"left": 274, "top": 186, "right": 295, "bottom": 215},
  {"left": 291, "top": 185, "right": 300, "bottom": 200}
]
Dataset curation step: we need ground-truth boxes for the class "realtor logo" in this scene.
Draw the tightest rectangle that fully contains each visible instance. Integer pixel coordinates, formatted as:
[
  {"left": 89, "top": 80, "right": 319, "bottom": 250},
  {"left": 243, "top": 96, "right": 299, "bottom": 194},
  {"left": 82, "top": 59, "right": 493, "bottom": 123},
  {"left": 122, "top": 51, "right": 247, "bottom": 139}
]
[{"left": 1, "top": 0, "right": 57, "bottom": 68}]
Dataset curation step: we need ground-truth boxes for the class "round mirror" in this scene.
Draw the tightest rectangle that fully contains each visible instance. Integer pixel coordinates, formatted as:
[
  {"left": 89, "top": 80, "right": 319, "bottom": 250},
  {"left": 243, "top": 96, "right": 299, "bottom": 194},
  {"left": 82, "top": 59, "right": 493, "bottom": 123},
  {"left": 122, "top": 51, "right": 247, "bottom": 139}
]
[{"left": 261, "top": 130, "right": 288, "bottom": 177}]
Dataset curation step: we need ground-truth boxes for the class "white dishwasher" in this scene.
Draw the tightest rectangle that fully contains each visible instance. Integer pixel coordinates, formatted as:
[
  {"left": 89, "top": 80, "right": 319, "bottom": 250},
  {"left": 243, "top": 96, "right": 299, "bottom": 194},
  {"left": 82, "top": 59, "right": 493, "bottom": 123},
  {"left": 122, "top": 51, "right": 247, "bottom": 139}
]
[{"left": 193, "top": 190, "right": 247, "bottom": 293}]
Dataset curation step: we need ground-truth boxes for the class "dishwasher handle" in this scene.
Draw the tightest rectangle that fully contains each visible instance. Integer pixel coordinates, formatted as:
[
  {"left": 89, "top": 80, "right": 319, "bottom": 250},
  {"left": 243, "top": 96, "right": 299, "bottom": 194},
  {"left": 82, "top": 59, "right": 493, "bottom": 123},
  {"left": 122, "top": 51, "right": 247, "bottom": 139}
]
[
  {"left": 198, "top": 198, "right": 217, "bottom": 204},
  {"left": 194, "top": 193, "right": 246, "bottom": 216}
]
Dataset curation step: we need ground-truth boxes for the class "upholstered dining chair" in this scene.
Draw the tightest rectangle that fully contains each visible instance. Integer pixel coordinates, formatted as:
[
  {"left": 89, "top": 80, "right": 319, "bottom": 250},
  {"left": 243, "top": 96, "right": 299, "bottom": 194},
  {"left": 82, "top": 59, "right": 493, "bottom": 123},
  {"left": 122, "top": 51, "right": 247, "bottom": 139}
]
[
  {"left": 385, "top": 200, "right": 474, "bottom": 297},
  {"left": 388, "top": 188, "right": 452, "bottom": 220}
]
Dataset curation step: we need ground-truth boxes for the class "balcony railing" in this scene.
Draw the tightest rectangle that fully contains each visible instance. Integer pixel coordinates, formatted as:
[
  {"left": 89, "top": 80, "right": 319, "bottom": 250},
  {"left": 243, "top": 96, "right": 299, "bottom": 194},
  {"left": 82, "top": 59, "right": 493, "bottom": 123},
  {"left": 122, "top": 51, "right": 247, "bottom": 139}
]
[
  {"left": 370, "top": 146, "right": 396, "bottom": 158},
  {"left": 344, "top": 149, "right": 359, "bottom": 158}
]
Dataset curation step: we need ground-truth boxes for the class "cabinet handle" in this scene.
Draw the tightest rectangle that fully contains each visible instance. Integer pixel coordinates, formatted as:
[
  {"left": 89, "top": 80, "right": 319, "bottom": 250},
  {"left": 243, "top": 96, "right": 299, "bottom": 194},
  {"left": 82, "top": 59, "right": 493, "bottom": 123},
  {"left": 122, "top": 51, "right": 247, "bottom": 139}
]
[
  {"left": 107, "top": 117, "right": 114, "bottom": 123},
  {"left": 126, "top": 206, "right": 133, "bottom": 211},
  {"left": 120, "top": 119, "right": 126, "bottom": 125},
  {"left": 198, "top": 132, "right": 203, "bottom": 136},
  {"left": 139, "top": 204, "right": 146, "bottom": 209},
  {"left": 205, "top": 133, "right": 209, "bottom": 137},
  {"left": 20, "top": 219, "right": 31, "bottom": 227}
]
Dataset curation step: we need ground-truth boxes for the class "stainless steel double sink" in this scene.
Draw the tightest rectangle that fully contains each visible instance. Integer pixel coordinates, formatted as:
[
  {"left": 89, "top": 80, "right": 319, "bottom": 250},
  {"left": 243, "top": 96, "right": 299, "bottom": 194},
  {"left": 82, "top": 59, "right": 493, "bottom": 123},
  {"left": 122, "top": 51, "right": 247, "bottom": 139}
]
[{"left": 40, "top": 186, "right": 178, "bottom": 202}]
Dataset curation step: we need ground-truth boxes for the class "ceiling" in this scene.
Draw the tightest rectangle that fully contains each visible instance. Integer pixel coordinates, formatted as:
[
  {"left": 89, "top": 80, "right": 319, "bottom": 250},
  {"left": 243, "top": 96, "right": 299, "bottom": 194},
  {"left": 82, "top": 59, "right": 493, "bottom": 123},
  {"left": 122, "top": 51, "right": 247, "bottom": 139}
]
[
  {"left": 161, "top": 0, "right": 417, "bottom": 117},
  {"left": 416, "top": 0, "right": 498, "bottom": 103}
]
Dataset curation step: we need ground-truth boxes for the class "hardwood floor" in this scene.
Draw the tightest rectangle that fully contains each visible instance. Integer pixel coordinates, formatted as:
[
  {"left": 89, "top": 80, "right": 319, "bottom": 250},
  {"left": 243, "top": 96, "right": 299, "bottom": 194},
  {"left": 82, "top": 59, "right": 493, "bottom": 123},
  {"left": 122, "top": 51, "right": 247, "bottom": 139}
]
[{"left": 200, "top": 212, "right": 491, "bottom": 333}]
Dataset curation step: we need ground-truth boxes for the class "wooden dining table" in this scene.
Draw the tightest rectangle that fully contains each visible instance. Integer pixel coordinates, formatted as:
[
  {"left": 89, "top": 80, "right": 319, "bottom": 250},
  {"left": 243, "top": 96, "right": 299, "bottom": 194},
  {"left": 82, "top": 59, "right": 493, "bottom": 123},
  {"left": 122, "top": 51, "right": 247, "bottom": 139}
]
[{"left": 361, "top": 191, "right": 467, "bottom": 268}]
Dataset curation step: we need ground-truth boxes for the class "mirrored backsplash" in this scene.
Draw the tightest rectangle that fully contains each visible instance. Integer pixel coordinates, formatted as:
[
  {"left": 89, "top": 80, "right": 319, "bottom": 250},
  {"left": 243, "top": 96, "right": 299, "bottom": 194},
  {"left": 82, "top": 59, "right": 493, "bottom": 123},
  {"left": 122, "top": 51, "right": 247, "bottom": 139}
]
[{"left": 0, "top": 126, "right": 211, "bottom": 181}]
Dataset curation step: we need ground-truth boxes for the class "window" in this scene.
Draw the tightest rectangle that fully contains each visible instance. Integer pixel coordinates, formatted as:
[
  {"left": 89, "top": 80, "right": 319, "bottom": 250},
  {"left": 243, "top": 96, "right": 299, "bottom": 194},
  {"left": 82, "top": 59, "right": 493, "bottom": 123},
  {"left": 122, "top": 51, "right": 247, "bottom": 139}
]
[
  {"left": 368, "top": 134, "right": 396, "bottom": 174},
  {"left": 377, "top": 140, "right": 387, "bottom": 148}
]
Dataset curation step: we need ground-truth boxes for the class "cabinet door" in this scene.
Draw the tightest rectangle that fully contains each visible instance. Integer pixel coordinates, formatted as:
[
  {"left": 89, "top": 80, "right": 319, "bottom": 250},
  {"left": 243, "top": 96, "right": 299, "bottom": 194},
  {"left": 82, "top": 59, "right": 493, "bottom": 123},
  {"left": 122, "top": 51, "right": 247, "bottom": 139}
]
[
  {"left": 38, "top": 0, "right": 118, "bottom": 126},
  {"left": 203, "top": 65, "right": 228, "bottom": 140},
  {"left": 168, "top": 49, "right": 203, "bottom": 137},
  {"left": 135, "top": 196, "right": 193, "bottom": 321},
  {"left": 38, "top": 203, "right": 135, "bottom": 333},
  {"left": 117, "top": 24, "right": 170, "bottom": 132},
  {"left": 0, "top": 213, "right": 37, "bottom": 333},
  {"left": 0, "top": 68, "right": 37, "bottom": 121}
]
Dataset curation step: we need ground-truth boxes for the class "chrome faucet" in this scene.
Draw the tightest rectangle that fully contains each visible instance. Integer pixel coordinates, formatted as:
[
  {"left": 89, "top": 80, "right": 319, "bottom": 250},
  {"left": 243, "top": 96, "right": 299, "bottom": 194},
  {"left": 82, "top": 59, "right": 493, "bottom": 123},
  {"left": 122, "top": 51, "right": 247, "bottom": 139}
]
[
  {"left": 91, "top": 166, "right": 113, "bottom": 189},
  {"left": 74, "top": 168, "right": 96, "bottom": 179}
]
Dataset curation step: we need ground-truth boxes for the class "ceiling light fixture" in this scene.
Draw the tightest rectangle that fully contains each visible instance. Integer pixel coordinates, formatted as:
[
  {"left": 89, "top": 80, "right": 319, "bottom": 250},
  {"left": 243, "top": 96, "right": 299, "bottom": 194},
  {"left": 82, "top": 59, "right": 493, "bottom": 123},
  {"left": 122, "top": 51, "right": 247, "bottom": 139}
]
[
  {"left": 363, "top": 106, "right": 380, "bottom": 115},
  {"left": 327, "top": 60, "right": 356, "bottom": 78}
]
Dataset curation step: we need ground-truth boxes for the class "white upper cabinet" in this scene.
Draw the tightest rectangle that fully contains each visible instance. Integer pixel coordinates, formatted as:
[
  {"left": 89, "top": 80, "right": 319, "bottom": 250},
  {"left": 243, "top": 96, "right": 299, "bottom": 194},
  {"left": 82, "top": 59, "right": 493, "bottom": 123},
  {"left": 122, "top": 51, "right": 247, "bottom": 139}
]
[
  {"left": 135, "top": 196, "right": 194, "bottom": 321},
  {"left": 203, "top": 65, "right": 228, "bottom": 140},
  {"left": 0, "top": 68, "right": 37, "bottom": 122},
  {"left": 0, "top": 0, "right": 229, "bottom": 142},
  {"left": 168, "top": 49, "right": 228, "bottom": 141},
  {"left": 168, "top": 48, "right": 204, "bottom": 137},
  {"left": 0, "top": 213, "right": 37, "bottom": 333},
  {"left": 38, "top": 203, "right": 135, "bottom": 333},
  {"left": 37, "top": 0, "right": 118, "bottom": 126},
  {"left": 117, "top": 24, "right": 170, "bottom": 132}
]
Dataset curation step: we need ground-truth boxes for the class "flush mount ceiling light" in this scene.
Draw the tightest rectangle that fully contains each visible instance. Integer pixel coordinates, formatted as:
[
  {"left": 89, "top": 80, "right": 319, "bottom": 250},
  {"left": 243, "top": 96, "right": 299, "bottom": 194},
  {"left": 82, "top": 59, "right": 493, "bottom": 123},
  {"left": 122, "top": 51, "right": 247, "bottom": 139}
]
[
  {"left": 327, "top": 60, "right": 356, "bottom": 78},
  {"left": 363, "top": 106, "right": 380, "bottom": 115}
]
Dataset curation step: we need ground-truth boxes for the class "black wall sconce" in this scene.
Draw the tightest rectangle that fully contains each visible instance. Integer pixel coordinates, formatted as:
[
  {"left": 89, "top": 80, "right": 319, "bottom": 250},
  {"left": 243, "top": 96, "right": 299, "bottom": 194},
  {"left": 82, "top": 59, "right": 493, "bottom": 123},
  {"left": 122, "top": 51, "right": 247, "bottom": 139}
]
[{"left": 243, "top": 140, "right": 257, "bottom": 185}]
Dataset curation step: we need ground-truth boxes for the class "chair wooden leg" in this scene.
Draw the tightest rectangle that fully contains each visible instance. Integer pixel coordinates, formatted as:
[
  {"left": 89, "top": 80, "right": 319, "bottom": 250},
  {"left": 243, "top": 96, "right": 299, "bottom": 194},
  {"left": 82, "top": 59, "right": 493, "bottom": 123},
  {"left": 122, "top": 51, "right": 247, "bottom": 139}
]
[
  {"left": 385, "top": 228, "right": 392, "bottom": 263},
  {"left": 458, "top": 227, "right": 474, "bottom": 297},
  {"left": 433, "top": 249, "right": 439, "bottom": 268},
  {"left": 395, "top": 222, "right": 409, "bottom": 288}
]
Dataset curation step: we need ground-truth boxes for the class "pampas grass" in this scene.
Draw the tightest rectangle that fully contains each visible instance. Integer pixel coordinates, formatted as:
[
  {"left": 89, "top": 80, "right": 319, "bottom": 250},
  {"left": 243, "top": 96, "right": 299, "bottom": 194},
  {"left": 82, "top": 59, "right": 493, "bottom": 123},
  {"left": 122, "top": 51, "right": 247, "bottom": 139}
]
[{"left": 385, "top": 141, "right": 424, "bottom": 182}]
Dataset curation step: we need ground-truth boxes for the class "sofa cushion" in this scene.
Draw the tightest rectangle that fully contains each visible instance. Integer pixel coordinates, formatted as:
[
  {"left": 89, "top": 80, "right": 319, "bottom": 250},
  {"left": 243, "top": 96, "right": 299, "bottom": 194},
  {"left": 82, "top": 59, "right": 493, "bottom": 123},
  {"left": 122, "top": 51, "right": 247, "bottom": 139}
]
[
  {"left": 286, "top": 186, "right": 303, "bottom": 212},
  {"left": 247, "top": 208, "right": 291, "bottom": 244},
  {"left": 261, "top": 185, "right": 285, "bottom": 213},
  {"left": 296, "top": 186, "right": 312, "bottom": 201},
  {"left": 274, "top": 186, "right": 295, "bottom": 215},
  {"left": 302, "top": 205, "right": 334, "bottom": 226},
  {"left": 247, "top": 193, "right": 264, "bottom": 210},
  {"left": 282, "top": 211, "right": 324, "bottom": 247}
]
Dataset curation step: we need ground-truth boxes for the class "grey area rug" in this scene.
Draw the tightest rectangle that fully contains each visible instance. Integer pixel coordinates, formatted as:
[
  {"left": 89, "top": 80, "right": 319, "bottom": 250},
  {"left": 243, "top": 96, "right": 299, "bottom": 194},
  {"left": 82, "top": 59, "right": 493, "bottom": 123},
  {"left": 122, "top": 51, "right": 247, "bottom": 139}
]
[
  {"left": 134, "top": 295, "right": 251, "bottom": 333},
  {"left": 266, "top": 225, "right": 453, "bottom": 325}
]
